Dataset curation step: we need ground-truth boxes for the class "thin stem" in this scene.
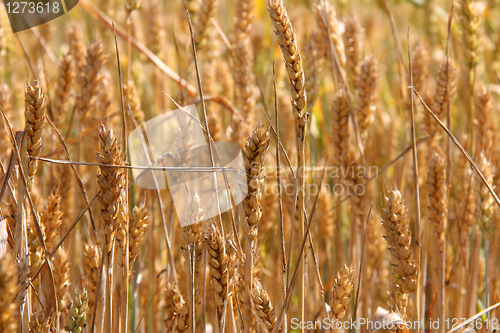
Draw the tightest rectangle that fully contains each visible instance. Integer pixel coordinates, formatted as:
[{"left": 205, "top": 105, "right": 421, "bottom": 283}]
[{"left": 188, "top": 243, "right": 196, "bottom": 333}]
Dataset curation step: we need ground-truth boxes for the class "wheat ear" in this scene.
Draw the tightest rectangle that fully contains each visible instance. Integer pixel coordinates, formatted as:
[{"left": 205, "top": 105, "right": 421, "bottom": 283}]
[
  {"left": 313, "top": 0, "right": 346, "bottom": 68},
  {"left": 329, "top": 264, "right": 354, "bottom": 333},
  {"left": 75, "top": 40, "right": 107, "bottom": 123},
  {"left": 124, "top": 80, "right": 145, "bottom": 126},
  {"left": 425, "top": 58, "right": 458, "bottom": 137},
  {"left": 459, "top": 0, "right": 480, "bottom": 69},
  {"left": 29, "top": 310, "right": 52, "bottom": 332},
  {"left": 356, "top": 55, "right": 379, "bottom": 143},
  {"left": 194, "top": 0, "right": 218, "bottom": 48},
  {"left": 412, "top": 42, "right": 430, "bottom": 94},
  {"left": 344, "top": 14, "right": 363, "bottom": 87},
  {"left": 52, "top": 53, "right": 74, "bottom": 127},
  {"left": 24, "top": 80, "right": 46, "bottom": 191},
  {"left": 267, "top": 0, "right": 308, "bottom": 126},
  {"left": 474, "top": 86, "right": 495, "bottom": 155},
  {"left": 234, "top": 0, "right": 257, "bottom": 123},
  {"left": 332, "top": 89, "right": 351, "bottom": 166},
  {"left": 40, "top": 193, "right": 69, "bottom": 309},
  {"left": 243, "top": 125, "right": 271, "bottom": 228},
  {"left": 129, "top": 202, "right": 149, "bottom": 269},
  {"left": 40, "top": 193, "right": 63, "bottom": 250},
  {"left": 206, "top": 221, "right": 229, "bottom": 327},
  {"left": 381, "top": 188, "right": 418, "bottom": 319},
  {"left": 143, "top": 0, "right": 166, "bottom": 58},
  {"left": 83, "top": 244, "right": 100, "bottom": 318},
  {"left": 304, "top": 30, "right": 323, "bottom": 109},
  {"left": 427, "top": 146, "right": 448, "bottom": 253},
  {"left": 251, "top": 279, "right": 276, "bottom": 331},
  {"left": 476, "top": 153, "right": 494, "bottom": 240},
  {"left": 164, "top": 282, "right": 189, "bottom": 332},
  {"left": 65, "top": 291, "right": 89, "bottom": 333},
  {"left": 96, "top": 124, "right": 123, "bottom": 254},
  {"left": 66, "top": 23, "right": 85, "bottom": 74}
]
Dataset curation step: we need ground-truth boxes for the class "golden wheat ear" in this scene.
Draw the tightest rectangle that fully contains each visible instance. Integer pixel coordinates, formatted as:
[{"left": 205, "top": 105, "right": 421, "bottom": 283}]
[
  {"left": 329, "top": 264, "right": 354, "bottom": 333},
  {"left": 427, "top": 146, "right": 447, "bottom": 253},
  {"left": 206, "top": 221, "right": 229, "bottom": 327},
  {"left": 381, "top": 187, "right": 417, "bottom": 319},
  {"left": 24, "top": 80, "right": 47, "bottom": 191}
]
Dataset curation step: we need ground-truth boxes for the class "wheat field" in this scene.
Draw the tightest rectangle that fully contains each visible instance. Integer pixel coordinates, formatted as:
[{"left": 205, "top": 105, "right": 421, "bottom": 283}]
[{"left": 1, "top": 0, "right": 500, "bottom": 332}]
